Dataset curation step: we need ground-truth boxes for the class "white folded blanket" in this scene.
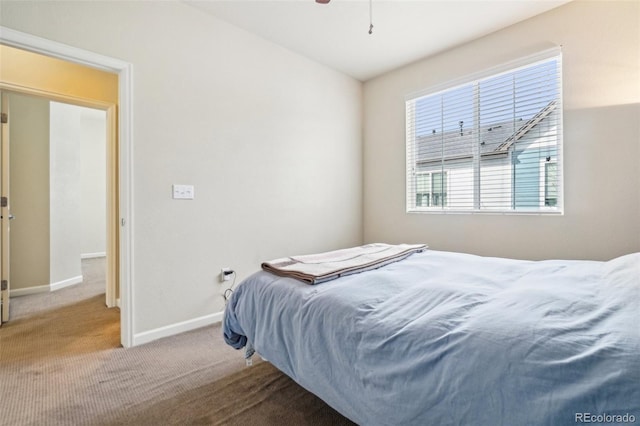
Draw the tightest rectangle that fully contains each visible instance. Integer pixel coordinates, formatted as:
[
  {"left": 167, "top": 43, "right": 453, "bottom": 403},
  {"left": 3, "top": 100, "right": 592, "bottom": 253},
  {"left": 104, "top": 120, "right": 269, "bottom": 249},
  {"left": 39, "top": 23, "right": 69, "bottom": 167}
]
[{"left": 261, "top": 243, "right": 427, "bottom": 284}]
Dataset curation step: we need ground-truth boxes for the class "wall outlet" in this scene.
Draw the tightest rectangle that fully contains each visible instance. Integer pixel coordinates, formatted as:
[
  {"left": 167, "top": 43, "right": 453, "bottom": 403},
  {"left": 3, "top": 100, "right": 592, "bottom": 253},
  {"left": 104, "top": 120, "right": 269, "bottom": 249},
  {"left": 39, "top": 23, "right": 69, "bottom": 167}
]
[{"left": 220, "top": 268, "right": 233, "bottom": 282}]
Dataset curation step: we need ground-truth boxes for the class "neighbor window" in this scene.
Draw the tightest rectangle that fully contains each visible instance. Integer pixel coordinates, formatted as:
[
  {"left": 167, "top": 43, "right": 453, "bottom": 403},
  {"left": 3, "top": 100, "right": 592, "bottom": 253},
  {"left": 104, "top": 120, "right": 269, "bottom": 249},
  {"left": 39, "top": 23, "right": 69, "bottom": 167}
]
[
  {"left": 406, "top": 49, "right": 563, "bottom": 214},
  {"left": 416, "top": 171, "right": 448, "bottom": 207},
  {"left": 544, "top": 161, "right": 558, "bottom": 207}
]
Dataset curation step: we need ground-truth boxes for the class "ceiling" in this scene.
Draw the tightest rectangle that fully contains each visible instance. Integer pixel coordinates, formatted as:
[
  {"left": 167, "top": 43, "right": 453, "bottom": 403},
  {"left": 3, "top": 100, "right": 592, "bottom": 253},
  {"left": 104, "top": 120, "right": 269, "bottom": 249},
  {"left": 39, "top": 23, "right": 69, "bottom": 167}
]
[{"left": 185, "top": 0, "right": 571, "bottom": 82}]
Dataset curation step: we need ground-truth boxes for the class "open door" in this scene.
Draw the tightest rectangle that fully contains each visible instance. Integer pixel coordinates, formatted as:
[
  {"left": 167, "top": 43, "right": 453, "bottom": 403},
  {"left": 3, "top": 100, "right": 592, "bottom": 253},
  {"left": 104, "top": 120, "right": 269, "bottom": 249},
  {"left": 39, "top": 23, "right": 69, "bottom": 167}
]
[{"left": 1, "top": 90, "right": 11, "bottom": 324}]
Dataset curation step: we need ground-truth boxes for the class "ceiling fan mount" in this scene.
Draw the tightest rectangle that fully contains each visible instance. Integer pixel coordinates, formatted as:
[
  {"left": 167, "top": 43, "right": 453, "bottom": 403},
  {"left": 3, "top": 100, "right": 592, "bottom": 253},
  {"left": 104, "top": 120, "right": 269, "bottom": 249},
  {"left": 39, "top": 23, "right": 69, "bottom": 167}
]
[{"left": 315, "top": 0, "right": 373, "bottom": 35}]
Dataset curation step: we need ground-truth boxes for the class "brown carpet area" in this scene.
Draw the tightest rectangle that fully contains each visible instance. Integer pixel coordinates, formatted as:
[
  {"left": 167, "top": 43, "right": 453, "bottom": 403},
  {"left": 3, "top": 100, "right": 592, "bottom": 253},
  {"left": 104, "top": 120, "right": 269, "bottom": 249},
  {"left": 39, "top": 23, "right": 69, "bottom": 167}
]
[{"left": 0, "top": 258, "right": 354, "bottom": 426}]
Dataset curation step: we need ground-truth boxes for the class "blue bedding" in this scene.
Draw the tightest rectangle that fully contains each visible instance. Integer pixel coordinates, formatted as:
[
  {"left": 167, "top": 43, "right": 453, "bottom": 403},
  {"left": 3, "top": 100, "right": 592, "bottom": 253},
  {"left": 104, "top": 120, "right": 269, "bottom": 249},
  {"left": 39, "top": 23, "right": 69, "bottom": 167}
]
[{"left": 223, "top": 250, "right": 640, "bottom": 425}]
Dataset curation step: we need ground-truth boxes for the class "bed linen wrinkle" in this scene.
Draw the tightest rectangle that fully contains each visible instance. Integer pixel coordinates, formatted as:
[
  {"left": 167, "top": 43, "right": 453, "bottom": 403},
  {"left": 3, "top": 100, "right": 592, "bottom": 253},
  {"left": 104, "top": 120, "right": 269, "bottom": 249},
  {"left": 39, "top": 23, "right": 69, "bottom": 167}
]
[{"left": 223, "top": 250, "right": 640, "bottom": 426}]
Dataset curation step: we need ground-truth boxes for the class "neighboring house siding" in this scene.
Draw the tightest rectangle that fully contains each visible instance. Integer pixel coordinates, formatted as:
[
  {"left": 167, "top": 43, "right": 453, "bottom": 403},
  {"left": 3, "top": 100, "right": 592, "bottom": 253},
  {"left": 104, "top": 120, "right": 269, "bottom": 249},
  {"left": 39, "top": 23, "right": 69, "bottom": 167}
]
[{"left": 414, "top": 108, "right": 558, "bottom": 210}]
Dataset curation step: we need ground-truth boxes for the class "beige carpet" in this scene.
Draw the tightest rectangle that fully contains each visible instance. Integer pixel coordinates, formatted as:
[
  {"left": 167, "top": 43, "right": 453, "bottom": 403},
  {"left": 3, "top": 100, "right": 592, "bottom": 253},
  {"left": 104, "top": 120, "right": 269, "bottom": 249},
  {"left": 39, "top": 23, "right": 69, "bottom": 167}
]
[{"left": 0, "top": 258, "right": 354, "bottom": 426}]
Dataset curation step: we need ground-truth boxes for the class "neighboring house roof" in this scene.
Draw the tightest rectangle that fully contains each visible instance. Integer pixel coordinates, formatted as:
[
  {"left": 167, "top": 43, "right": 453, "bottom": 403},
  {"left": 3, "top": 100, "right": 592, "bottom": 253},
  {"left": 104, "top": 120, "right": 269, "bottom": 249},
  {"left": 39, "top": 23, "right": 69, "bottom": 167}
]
[
  {"left": 415, "top": 100, "right": 557, "bottom": 165},
  {"left": 494, "top": 100, "right": 558, "bottom": 153}
]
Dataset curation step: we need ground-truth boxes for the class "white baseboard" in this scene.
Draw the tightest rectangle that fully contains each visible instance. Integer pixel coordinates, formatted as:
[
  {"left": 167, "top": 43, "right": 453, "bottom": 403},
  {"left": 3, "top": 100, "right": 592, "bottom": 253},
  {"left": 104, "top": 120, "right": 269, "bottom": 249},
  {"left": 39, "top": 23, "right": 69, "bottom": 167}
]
[
  {"left": 51, "top": 275, "right": 83, "bottom": 292},
  {"left": 133, "top": 311, "right": 224, "bottom": 346},
  {"left": 81, "top": 252, "right": 106, "bottom": 259},
  {"left": 10, "top": 275, "right": 83, "bottom": 297},
  {"left": 116, "top": 298, "right": 121, "bottom": 308}
]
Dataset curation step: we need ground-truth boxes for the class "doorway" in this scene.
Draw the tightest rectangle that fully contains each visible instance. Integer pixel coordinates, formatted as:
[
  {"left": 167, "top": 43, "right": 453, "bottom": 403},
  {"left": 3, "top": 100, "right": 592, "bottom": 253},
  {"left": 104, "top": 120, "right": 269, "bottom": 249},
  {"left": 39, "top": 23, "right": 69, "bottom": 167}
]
[
  {"left": 0, "top": 26, "right": 133, "bottom": 347},
  {"left": 1, "top": 89, "right": 115, "bottom": 335},
  {"left": 5, "top": 93, "right": 109, "bottom": 302}
]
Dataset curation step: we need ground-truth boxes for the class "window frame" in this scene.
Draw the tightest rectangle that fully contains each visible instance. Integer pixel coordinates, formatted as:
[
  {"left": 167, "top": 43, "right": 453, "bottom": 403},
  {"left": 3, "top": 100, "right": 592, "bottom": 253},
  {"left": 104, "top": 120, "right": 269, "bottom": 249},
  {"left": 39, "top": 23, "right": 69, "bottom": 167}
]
[{"left": 405, "top": 47, "right": 564, "bottom": 215}]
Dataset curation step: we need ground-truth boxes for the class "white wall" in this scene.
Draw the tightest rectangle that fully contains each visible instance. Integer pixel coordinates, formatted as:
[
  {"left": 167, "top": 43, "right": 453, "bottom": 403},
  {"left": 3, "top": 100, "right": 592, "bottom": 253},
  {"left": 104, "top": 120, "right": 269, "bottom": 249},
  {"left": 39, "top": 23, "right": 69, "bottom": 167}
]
[
  {"left": 49, "top": 102, "right": 106, "bottom": 286},
  {"left": 363, "top": 0, "right": 640, "bottom": 261},
  {"left": 49, "top": 101, "right": 83, "bottom": 285},
  {"left": 80, "top": 107, "right": 106, "bottom": 256},
  {"left": 0, "top": 1, "right": 363, "bottom": 335}
]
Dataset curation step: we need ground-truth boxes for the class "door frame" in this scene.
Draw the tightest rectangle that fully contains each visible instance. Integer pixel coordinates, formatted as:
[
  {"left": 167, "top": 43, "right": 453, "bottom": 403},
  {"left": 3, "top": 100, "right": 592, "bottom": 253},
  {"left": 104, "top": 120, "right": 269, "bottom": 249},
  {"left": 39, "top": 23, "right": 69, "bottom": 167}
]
[
  {"left": 0, "top": 26, "right": 134, "bottom": 348},
  {"left": 1, "top": 91, "right": 9, "bottom": 324}
]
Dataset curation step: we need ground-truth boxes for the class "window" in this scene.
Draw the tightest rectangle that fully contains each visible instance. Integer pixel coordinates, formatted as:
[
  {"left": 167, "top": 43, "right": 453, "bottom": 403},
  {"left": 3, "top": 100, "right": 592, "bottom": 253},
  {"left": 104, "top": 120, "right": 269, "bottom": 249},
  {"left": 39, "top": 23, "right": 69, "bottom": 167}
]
[
  {"left": 406, "top": 49, "right": 563, "bottom": 214},
  {"left": 544, "top": 161, "right": 558, "bottom": 207},
  {"left": 416, "top": 171, "right": 448, "bottom": 207}
]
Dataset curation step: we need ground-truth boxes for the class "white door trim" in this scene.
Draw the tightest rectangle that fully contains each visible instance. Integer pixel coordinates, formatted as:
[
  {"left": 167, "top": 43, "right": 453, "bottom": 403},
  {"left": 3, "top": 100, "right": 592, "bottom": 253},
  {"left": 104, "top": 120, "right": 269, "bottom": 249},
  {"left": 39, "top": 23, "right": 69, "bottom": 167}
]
[{"left": 0, "top": 26, "right": 135, "bottom": 348}]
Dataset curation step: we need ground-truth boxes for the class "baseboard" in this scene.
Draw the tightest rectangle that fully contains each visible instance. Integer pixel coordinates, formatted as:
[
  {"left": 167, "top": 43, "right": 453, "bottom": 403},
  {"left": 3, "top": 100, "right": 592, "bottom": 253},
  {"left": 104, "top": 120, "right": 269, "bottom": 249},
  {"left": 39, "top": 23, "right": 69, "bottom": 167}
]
[
  {"left": 133, "top": 311, "right": 224, "bottom": 346},
  {"left": 50, "top": 275, "right": 83, "bottom": 292},
  {"left": 10, "top": 275, "right": 83, "bottom": 297},
  {"left": 10, "top": 284, "right": 50, "bottom": 297},
  {"left": 116, "top": 298, "right": 121, "bottom": 308},
  {"left": 81, "top": 252, "right": 106, "bottom": 259}
]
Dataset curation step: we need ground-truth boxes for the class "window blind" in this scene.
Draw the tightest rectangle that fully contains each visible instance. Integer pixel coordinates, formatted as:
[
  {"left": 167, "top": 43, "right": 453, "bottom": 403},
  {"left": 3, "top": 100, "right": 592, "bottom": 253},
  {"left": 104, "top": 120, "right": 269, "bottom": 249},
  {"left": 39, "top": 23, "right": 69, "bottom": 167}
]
[{"left": 406, "top": 50, "right": 563, "bottom": 214}]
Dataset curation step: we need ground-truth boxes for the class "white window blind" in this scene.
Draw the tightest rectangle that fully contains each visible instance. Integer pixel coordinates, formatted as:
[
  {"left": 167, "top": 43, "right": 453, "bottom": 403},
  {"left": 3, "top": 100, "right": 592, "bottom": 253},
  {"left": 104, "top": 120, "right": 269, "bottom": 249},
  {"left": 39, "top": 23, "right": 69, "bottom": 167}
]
[{"left": 406, "top": 50, "right": 563, "bottom": 214}]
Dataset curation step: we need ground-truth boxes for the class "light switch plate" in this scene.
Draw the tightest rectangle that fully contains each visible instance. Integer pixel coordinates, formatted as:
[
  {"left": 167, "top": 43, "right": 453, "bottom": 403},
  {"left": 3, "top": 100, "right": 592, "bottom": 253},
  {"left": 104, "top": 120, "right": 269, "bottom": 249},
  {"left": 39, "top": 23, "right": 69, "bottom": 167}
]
[{"left": 173, "top": 184, "right": 194, "bottom": 200}]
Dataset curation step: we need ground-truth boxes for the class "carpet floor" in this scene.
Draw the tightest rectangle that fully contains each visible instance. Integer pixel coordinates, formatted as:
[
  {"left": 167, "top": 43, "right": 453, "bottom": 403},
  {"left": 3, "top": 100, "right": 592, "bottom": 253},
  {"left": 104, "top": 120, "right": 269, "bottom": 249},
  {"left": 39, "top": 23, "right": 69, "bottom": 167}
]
[{"left": 0, "top": 258, "right": 353, "bottom": 426}]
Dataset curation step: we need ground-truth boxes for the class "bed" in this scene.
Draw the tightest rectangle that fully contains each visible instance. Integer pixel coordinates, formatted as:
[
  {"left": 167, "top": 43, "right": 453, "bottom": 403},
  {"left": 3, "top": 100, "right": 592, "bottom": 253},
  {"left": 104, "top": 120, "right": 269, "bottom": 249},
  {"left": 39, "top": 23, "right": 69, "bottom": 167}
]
[{"left": 223, "top": 246, "right": 640, "bottom": 425}]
